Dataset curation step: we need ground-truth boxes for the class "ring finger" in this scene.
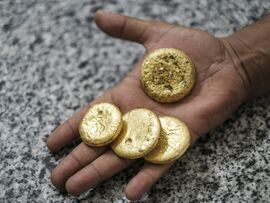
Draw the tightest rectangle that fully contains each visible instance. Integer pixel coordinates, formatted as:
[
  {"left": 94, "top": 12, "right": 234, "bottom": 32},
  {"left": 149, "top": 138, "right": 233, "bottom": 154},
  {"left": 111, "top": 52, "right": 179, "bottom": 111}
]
[
  {"left": 65, "top": 150, "right": 134, "bottom": 196},
  {"left": 51, "top": 143, "right": 108, "bottom": 189}
]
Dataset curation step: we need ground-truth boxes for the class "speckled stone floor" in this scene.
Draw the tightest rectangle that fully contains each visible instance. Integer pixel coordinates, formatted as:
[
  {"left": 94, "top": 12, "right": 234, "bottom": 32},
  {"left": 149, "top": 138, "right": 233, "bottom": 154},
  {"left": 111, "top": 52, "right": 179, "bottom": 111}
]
[{"left": 0, "top": 0, "right": 270, "bottom": 202}]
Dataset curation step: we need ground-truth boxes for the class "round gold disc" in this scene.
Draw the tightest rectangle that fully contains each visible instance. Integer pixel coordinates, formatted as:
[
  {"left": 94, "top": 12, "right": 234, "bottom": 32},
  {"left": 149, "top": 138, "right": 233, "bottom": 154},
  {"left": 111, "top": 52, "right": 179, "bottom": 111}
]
[
  {"left": 144, "top": 116, "right": 191, "bottom": 164},
  {"left": 79, "top": 103, "right": 123, "bottom": 146},
  {"left": 111, "top": 108, "right": 161, "bottom": 159},
  {"left": 140, "top": 48, "right": 195, "bottom": 103}
]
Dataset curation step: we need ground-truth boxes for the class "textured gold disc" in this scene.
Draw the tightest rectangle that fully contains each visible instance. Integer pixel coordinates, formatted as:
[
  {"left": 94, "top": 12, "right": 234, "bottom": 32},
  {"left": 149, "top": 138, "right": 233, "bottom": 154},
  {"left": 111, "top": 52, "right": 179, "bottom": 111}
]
[
  {"left": 140, "top": 48, "right": 195, "bottom": 103},
  {"left": 111, "top": 108, "right": 161, "bottom": 159},
  {"left": 144, "top": 116, "right": 190, "bottom": 164},
  {"left": 79, "top": 103, "right": 123, "bottom": 146}
]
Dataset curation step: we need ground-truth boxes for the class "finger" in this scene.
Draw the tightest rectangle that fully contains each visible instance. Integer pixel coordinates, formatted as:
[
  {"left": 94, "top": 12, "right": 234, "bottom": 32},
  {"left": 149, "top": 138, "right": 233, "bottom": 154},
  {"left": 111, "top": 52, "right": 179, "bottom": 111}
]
[
  {"left": 46, "top": 105, "right": 88, "bottom": 152},
  {"left": 51, "top": 143, "right": 107, "bottom": 189},
  {"left": 65, "top": 150, "right": 134, "bottom": 196},
  {"left": 124, "top": 162, "right": 173, "bottom": 201},
  {"left": 47, "top": 92, "right": 113, "bottom": 152},
  {"left": 94, "top": 10, "right": 154, "bottom": 45}
]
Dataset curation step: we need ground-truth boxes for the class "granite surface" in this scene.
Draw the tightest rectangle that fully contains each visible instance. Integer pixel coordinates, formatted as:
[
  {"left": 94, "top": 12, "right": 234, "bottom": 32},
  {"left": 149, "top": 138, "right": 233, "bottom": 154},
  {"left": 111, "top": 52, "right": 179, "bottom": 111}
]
[{"left": 1, "top": 0, "right": 270, "bottom": 202}]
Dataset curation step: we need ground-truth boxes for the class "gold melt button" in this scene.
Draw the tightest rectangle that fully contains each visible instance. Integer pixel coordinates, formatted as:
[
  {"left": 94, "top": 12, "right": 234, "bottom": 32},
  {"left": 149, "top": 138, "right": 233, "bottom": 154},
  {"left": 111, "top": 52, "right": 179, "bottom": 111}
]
[
  {"left": 111, "top": 108, "right": 161, "bottom": 159},
  {"left": 144, "top": 116, "right": 190, "bottom": 164},
  {"left": 140, "top": 48, "right": 195, "bottom": 103},
  {"left": 79, "top": 103, "right": 123, "bottom": 146}
]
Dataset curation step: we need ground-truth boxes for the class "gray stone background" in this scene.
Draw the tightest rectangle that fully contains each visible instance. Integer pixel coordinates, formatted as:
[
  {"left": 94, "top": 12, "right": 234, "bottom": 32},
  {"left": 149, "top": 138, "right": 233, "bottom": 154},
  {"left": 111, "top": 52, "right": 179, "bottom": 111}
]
[{"left": 0, "top": 0, "right": 270, "bottom": 202}]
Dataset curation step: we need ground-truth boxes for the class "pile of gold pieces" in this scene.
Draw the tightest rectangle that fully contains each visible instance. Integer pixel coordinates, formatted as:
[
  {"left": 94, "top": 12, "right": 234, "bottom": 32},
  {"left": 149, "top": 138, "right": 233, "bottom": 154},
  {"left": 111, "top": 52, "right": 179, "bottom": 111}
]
[
  {"left": 79, "top": 48, "right": 195, "bottom": 164},
  {"left": 79, "top": 103, "right": 190, "bottom": 164}
]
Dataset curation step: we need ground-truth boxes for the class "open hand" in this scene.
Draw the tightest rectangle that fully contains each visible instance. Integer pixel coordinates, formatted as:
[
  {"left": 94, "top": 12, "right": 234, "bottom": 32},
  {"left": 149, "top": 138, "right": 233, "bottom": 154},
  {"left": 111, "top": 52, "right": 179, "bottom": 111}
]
[{"left": 47, "top": 10, "right": 248, "bottom": 200}]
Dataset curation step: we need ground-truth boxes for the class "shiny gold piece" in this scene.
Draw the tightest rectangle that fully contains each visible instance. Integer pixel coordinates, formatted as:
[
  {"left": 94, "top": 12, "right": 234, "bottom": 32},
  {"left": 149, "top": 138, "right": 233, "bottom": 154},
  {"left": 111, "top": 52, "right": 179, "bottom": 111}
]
[
  {"left": 111, "top": 108, "right": 161, "bottom": 159},
  {"left": 144, "top": 116, "right": 190, "bottom": 164},
  {"left": 79, "top": 103, "right": 123, "bottom": 146},
  {"left": 140, "top": 48, "right": 195, "bottom": 103}
]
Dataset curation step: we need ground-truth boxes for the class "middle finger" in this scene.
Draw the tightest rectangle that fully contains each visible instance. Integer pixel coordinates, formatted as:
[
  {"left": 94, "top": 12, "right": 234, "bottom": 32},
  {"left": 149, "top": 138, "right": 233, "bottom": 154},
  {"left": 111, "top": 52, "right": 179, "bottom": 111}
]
[
  {"left": 65, "top": 150, "right": 134, "bottom": 195},
  {"left": 51, "top": 143, "right": 107, "bottom": 189}
]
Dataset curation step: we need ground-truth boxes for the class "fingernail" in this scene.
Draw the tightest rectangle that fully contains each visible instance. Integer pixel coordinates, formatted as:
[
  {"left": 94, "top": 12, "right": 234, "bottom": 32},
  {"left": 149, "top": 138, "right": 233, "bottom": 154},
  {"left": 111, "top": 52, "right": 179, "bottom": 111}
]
[
  {"left": 139, "top": 193, "right": 148, "bottom": 201},
  {"left": 122, "top": 192, "right": 148, "bottom": 202},
  {"left": 77, "top": 187, "right": 94, "bottom": 199},
  {"left": 121, "top": 189, "right": 132, "bottom": 202},
  {"left": 98, "top": 10, "right": 117, "bottom": 15},
  {"left": 51, "top": 125, "right": 58, "bottom": 133}
]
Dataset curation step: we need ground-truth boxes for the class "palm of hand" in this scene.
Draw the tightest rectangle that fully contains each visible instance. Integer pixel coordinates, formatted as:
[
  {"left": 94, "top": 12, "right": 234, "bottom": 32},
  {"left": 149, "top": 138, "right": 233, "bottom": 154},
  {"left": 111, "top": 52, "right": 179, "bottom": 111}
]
[
  {"left": 112, "top": 22, "right": 243, "bottom": 142},
  {"left": 47, "top": 11, "right": 245, "bottom": 201}
]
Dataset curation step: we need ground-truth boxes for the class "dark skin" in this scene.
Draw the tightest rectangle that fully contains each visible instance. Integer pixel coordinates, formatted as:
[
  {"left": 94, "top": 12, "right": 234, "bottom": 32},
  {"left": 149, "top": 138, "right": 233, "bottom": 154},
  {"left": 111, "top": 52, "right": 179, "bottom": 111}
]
[{"left": 47, "top": 11, "right": 270, "bottom": 201}]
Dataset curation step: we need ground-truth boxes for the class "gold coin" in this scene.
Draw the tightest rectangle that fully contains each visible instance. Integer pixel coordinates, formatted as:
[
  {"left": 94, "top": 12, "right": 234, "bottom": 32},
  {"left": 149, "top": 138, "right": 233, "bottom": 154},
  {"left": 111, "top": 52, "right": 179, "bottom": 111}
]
[
  {"left": 140, "top": 48, "right": 195, "bottom": 103},
  {"left": 111, "top": 108, "right": 161, "bottom": 159},
  {"left": 79, "top": 103, "right": 123, "bottom": 146},
  {"left": 144, "top": 116, "right": 190, "bottom": 164}
]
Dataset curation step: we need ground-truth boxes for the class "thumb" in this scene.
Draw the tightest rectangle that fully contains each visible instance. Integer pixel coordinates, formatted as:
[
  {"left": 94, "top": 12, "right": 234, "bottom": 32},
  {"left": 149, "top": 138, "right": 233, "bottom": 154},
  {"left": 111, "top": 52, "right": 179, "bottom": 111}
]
[{"left": 94, "top": 10, "right": 154, "bottom": 46}]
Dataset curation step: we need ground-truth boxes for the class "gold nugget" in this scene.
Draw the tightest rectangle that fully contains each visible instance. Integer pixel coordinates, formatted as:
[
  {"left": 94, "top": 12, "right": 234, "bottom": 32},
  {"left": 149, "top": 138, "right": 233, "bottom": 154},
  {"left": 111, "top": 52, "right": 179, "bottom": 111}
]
[
  {"left": 111, "top": 108, "right": 161, "bottom": 159},
  {"left": 140, "top": 48, "right": 195, "bottom": 103},
  {"left": 79, "top": 103, "right": 123, "bottom": 146},
  {"left": 144, "top": 116, "right": 190, "bottom": 164}
]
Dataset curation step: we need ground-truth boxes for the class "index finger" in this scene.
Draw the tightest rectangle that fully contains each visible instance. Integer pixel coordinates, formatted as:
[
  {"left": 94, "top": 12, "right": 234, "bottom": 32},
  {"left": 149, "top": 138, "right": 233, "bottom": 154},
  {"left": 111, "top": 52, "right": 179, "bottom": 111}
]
[{"left": 47, "top": 91, "right": 113, "bottom": 152}]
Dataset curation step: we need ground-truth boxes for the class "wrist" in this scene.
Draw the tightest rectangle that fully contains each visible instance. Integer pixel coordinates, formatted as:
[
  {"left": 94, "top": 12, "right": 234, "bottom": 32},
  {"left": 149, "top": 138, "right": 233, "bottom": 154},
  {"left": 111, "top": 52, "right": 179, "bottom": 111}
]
[{"left": 220, "top": 15, "right": 270, "bottom": 101}]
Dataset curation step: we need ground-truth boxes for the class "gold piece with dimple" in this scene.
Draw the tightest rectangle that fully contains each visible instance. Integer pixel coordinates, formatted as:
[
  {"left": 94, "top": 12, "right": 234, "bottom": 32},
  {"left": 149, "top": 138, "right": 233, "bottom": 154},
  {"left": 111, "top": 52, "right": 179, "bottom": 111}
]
[
  {"left": 140, "top": 48, "right": 195, "bottom": 103},
  {"left": 144, "top": 116, "right": 190, "bottom": 164},
  {"left": 111, "top": 108, "right": 161, "bottom": 159},
  {"left": 79, "top": 103, "right": 123, "bottom": 146}
]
